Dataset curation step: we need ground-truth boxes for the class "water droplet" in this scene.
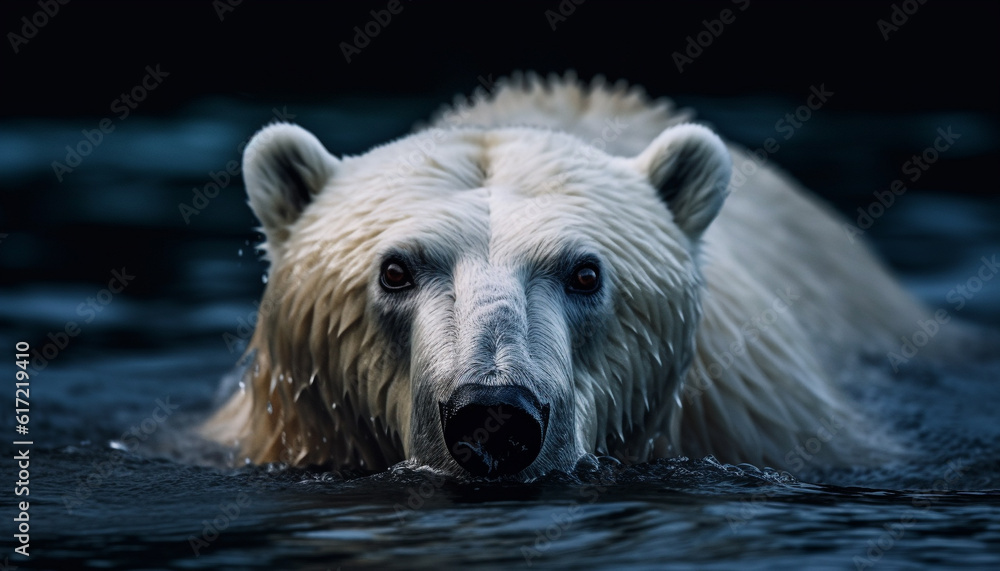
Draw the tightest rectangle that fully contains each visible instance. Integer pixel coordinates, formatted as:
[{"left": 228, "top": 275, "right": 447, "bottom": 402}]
[
  {"left": 262, "top": 274, "right": 269, "bottom": 284},
  {"left": 238, "top": 248, "right": 244, "bottom": 257},
  {"left": 238, "top": 380, "right": 246, "bottom": 394},
  {"left": 331, "top": 403, "right": 338, "bottom": 410},
  {"left": 266, "top": 401, "right": 273, "bottom": 415}
]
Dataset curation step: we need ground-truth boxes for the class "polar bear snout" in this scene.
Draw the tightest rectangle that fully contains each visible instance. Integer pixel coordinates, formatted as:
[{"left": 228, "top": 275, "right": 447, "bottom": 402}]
[{"left": 439, "top": 384, "right": 551, "bottom": 478}]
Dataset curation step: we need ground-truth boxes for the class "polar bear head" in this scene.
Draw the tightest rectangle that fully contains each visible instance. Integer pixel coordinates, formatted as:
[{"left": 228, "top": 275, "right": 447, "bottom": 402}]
[{"left": 229, "top": 120, "right": 731, "bottom": 478}]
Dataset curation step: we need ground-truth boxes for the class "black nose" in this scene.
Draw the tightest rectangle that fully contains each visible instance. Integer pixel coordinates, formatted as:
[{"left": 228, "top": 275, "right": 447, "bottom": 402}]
[{"left": 439, "top": 384, "right": 550, "bottom": 478}]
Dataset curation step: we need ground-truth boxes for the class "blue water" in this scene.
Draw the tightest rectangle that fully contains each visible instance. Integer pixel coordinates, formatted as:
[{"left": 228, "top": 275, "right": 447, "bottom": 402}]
[{"left": 2, "top": 97, "right": 999, "bottom": 569}]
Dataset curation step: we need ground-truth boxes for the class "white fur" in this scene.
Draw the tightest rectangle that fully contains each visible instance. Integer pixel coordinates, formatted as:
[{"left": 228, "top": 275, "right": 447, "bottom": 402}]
[{"left": 201, "top": 72, "right": 927, "bottom": 474}]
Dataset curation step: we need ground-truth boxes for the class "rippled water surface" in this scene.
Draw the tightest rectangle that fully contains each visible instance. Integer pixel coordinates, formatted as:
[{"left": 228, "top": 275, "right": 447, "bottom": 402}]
[{"left": 2, "top": 98, "right": 999, "bottom": 569}]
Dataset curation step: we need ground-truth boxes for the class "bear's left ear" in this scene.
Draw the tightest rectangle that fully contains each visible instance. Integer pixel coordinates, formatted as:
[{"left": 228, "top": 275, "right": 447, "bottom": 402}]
[
  {"left": 632, "top": 123, "right": 732, "bottom": 242},
  {"left": 243, "top": 123, "right": 339, "bottom": 248}
]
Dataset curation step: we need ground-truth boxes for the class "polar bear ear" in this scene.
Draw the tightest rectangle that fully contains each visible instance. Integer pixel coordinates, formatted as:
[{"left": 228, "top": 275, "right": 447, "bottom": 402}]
[
  {"left": 243, "top": 123, "right": 338, "bottom": 246},
  {"left": 633, "top": 124, "right": 732, "bottom": 242}
]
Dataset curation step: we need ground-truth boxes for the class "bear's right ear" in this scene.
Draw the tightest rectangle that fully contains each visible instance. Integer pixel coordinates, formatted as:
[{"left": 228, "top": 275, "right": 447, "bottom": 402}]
[
  {"left": 243, "top": 123, "right": 338, "bottom": 247},
  {"left": 632, "top": 123, "right": 732, "bottom": 243}
]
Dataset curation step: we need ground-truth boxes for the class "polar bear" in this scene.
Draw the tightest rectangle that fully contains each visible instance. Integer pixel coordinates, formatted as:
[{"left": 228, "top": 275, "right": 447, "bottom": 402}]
[{"left": 200, "top": 73, "right": 927, "bottom": 478}]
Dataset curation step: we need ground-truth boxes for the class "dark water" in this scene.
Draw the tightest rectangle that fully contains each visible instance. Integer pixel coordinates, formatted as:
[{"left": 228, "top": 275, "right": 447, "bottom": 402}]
[{"left": 2, "top": 97, "right": 1000, "bottom": 570}]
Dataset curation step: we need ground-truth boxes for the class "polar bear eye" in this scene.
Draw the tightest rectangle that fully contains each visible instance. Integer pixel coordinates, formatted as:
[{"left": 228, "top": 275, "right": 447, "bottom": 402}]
[
  {"left": 380, "top": 259, "right": 414, "bottom": 292},
  {"left": 567, "top": 263, "right": 601, "bottom": 294}
]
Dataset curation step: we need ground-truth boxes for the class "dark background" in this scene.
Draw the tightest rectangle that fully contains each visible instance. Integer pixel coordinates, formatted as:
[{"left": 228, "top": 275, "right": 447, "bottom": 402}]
[
  {"left": 4, "top": 0, "right": 998, "bottom": 115},
  {"left": 1, "top": 0, "right": 998, "bottom": 351}
]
